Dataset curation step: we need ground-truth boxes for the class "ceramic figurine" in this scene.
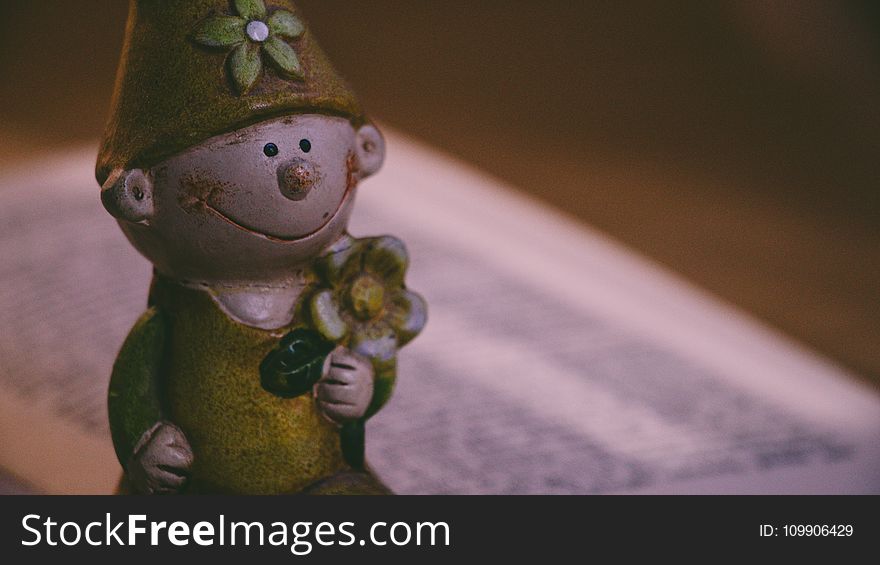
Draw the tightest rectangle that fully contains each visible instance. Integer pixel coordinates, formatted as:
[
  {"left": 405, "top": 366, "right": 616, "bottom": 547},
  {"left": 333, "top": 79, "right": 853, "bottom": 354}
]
[{"left": 97, "top": 0, "right": 426, "bottom": 495}]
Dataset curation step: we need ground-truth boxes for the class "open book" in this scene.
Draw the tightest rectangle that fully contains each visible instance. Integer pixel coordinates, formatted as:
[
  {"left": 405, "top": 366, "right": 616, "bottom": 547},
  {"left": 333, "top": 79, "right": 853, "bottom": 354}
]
[{"left": 1, "top": 130, "right": 878, "bottom": 494}]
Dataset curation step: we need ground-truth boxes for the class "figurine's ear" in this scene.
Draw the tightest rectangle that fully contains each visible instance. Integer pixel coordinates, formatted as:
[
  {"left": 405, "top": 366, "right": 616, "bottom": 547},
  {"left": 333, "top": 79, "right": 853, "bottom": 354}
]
[
  {"left": 101, "top": 168, "right": 155, "bottom": 224},
  {"left": 354, "top": 124, "right": 386, "bottom": 179}
]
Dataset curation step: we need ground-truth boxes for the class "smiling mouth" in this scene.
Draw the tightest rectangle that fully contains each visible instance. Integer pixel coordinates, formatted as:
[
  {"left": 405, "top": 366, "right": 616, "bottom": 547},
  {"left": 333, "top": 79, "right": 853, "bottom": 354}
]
[
  {"left": 204, "top": 186, "right": 352, "bottom": 243},
  {"left": 181, "top": 154, "right": 359, "bottom": 243}
]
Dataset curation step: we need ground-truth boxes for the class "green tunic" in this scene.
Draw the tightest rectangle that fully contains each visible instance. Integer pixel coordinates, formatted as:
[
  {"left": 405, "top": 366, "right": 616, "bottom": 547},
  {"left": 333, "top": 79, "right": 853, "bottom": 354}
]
[
  {"left": 108, "top": 235, "right": 424, "bottom": 495},
  {"left": 110, "top": 277, "right": 347, "bottom": 494},
  {"left": 162, "top": 279, "right": 346, "bottom": 494}
]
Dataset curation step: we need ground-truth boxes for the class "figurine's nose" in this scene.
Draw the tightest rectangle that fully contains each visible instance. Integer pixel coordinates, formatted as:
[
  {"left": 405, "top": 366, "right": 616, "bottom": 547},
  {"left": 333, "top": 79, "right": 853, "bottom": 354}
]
[{"left": 278, "top": 160, "right": 317, "bottom": 201}]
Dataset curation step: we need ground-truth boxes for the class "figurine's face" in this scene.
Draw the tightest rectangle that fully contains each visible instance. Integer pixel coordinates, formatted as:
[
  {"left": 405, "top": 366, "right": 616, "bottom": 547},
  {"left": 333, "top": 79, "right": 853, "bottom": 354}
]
[{"left": 101, "top": 115, "right": 385, "bottom": 283}]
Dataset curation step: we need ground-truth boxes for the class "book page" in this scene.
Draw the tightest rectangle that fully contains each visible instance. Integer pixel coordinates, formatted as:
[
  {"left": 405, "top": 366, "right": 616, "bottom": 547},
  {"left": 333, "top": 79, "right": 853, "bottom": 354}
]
[{"left": 1, "top": 131, "right": 878, "bottom": 494}]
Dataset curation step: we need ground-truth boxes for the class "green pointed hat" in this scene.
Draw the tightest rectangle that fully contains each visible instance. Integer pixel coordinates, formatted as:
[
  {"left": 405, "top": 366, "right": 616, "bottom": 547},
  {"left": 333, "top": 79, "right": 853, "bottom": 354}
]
[{"left": 97, "top": 0, "right": 364, "bottom": 184}]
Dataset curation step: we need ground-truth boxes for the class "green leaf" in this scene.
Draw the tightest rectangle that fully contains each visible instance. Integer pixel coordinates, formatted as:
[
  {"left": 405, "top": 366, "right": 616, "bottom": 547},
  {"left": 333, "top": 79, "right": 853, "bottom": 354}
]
[
  {"left": 260, "top": 328, "right": 335, "bottom": 399},
  {"left": 268, "top": 10, "right": 305, "bottom": 39},
  {"left": 310, "top": 290, "right": 349, "bottom": 342},
  {"left": 192, "top": 16, "right": 246, "bottom": 47},
  {"left": 234, "top": 0, "right": 266, "bottom": 20},
  {"left": 262, "top": 36, "right": 304, "bottom": 79},
  {"left": 228, "top": 42, "right": 262, "bottom": 95}
]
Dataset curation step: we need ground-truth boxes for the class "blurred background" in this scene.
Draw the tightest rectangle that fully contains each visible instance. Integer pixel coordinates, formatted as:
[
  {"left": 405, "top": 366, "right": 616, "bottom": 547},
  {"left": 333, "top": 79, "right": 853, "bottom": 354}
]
[{"left": 0, "top": 0, "right": 878, "bottom": 383}]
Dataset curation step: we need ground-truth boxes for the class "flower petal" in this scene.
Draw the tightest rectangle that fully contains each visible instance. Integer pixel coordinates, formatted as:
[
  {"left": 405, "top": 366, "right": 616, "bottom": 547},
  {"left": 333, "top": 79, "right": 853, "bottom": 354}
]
[
  {"left": 262, "top": 36, "right": 303, "bottom": 79},
  {"left": 350, "top": 323, "right": 397, "bottom": 363},
  {"left": 310, "top": 290, "right": 349, "bottom": 342},
  {"left": 268, "top": 10, "right": 305, "bottom": 39},
  {"left": 228, "top": 42, "right": 262, "bottom": 95},
  {"left": 317, "top": 235, "right": 359, "bottom": 285},
  {"left": 234, "top": 0, "right": 266, "bottom": 20},
  {"left": 364, "top": 236, "right": 408, "bottom": 288},
  {"left": 387, "top": 290, "right": 427, "bottom": 347},
  {"left": 192, "top": 16, "right": 246, "bottom": 47}
]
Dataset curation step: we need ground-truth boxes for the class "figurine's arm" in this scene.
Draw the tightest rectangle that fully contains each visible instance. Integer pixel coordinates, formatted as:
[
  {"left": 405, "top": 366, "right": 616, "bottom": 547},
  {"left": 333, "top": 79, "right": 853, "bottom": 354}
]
[
  {"left": 315, "top": 349, "right": 397, "bottom": 422},
  {"left": 316, "top": 347, "right": 375, "bottom": 423},
  {"left": 108, "top": 307, "right": 192, "bottom": 494},
  {"left": 316, "top": 349, "right": 396, "bottom": 469},
  {"left": 108, "top": 307, "right": 168, "bottom": 462}
]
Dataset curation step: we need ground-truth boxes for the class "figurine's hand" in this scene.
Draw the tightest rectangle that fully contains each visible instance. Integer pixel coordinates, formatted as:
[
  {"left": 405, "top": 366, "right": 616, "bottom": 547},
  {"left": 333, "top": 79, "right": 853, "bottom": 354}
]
[
  {"left": 126, "top": 422, "right": 193, "bottom": 495},
  {"left": 315, "top": 347, "right": 374, "bottom": 424}
]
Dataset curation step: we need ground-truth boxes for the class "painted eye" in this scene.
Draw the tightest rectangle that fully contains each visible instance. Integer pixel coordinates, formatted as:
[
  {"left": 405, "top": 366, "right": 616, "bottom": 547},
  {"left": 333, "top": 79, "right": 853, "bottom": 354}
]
[
  {"left": 299, "top": 139, "right": 312, "bottom": 153},
  {"left": 264, "top": 143, "right": 279, "bottom": 157}
]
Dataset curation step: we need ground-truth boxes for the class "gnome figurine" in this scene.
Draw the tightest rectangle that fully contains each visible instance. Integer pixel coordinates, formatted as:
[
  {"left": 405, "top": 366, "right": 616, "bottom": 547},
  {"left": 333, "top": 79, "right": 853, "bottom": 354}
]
[{"left": 97, "top": 0, "right": 426, "bottom": 495}]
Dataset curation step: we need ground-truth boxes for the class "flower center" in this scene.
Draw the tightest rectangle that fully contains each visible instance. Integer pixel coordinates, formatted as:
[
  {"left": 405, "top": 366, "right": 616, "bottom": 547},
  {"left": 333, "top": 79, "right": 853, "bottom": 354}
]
[
  {"left": 246, "top": 20, "right": 270, "bottom": 43},
  {"left": 349, "top": 275, "right": 385, "bottom": 320}
]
